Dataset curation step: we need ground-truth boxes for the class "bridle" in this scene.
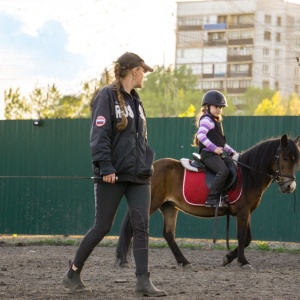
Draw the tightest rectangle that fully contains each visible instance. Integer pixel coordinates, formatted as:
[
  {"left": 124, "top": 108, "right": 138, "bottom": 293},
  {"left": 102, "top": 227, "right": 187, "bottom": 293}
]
[
  {"left": 233, "top": 144, "right": 296, "bottom": 188},
  {"left": 233, "top": 144, "right": 297, "bottom": 213},
  {"left": 272, "top": 145, "right": 296, "bottom": 187}
]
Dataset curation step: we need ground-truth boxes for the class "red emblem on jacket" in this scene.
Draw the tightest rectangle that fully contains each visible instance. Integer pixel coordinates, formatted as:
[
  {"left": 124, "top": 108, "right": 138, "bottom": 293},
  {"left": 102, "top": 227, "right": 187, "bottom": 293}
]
[{"left": 96, "top": 116, "right": 106, "bottom": 127}]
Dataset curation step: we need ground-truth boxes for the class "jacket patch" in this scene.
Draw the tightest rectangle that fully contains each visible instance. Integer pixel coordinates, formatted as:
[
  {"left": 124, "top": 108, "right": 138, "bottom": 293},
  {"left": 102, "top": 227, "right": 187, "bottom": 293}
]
[{"left": 96, "top": 116, "right": 106, "bottom": 127}]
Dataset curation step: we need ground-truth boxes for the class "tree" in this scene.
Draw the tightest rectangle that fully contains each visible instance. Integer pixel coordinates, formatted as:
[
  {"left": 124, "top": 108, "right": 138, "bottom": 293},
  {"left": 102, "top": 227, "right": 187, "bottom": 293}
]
[
  {"left": 287, "top": 93, "right": 300, "bottom": 115},
  {"left": 242, "top": 86, "right": 276, "bottom": 115},
  {"left": 254, "top": 91, "right": 286, "bottom": 116},
  {"left": 178, "top": 104, "right": 196, "bottom": 117},
  {"left": 29, "top": 85, "right": 60, "bottom": 119},
  {"left": 139, "top": 65, "right": 200, "bottom": 117},
  {"left": 4, "top": 88, "right": 31, "bottom": 119}
]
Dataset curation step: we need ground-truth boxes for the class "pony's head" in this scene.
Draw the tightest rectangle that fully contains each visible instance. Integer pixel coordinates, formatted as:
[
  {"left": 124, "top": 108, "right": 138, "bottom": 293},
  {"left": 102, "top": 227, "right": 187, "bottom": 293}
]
[{"left": 272, "top": 134, "right": 300, "bottom": 193}]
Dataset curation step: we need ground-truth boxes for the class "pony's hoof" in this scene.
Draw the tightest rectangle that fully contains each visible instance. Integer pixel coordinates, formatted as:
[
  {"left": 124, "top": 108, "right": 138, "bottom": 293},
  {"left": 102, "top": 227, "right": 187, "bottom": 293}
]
[
  {"left": 241, "top": 264, "right": 253, "bottom": 270},
  {"left": 182, "top": 263, "right": 193, "bottom": 270},
  {"left": 119, "top": 262, "right": 131, "bottom": 268},
  {"left": 113, "top": 259, "right": 131, "bottom": 269},
  {"left": 222, "top": 256, "right": 229, "bottom": 266}
]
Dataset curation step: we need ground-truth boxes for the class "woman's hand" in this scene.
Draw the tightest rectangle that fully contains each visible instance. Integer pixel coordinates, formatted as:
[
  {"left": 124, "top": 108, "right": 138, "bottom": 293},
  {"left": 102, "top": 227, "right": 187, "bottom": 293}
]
[{"left": 103, "top": 173, "right": 117, "bottom": 184}]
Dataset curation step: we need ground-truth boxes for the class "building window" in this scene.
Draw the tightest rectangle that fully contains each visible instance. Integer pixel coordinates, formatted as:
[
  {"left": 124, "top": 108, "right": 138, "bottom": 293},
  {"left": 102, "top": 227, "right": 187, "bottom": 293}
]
[
  {"left": 202, "top": 81, "right": 223, "bottom": 89},
  {"left": 276, "top": 33, "right": 281, "bottom": 42},
  {"left": 190, "top": 64, "right": 202, "bottom": 74},
  {"left": 228, "top": 47, "right": 253, "bottom": 56},
  {"left": 287, "top": 16, "right": 295, "bottom": 26},
  {"left": 275, "top": 65, "right": 280, "bottom": 75},
  {"left": 295, "top": 85, "right": 299, "bottom": 93},
  {"left": 228, "top": 30, "right": 253, "bottom": 40},
  {"left": 264, "top": 31, "right": 271, "bottom": 41},
  {"left": 262, "top": 80, "right": 269, "bottom": 88},
  {"left": 263, "top": 64, "right": 269, "bottom": 73},
  {"left": 263, "top": 48, "right": 270, "bottom": 56},
  {"left": 227, "top": 80, "right": 239, "bottom": 88},
  {"left": 178, "top": 16, "right": 203, "bottom": 27},
  {"left": 265, "top": 15, "right": 271, "bottom": 24},
  {"left": 275, "top": 49, "right": 280, "bottom": 57},
  {"left": 178, "top": 31, "right": 202, "bottom": 44},
  {"left": 275, "top": 81, "right": 279, "bottom": 90},
  {"left": 296, "top": 36, "right": 300, "bottom": 46},
  {"left": 230, "top": 64, "right": 249, "bottom": 73},
  {"left": 277, "top": 17, "right": 281, "bottom": 26}
]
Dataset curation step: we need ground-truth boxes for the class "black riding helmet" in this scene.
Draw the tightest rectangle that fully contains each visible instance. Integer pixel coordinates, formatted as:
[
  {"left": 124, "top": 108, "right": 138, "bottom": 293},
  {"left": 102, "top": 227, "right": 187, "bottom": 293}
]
[{"left": 201, "top": 90, "right": 228, "bottom": 107}]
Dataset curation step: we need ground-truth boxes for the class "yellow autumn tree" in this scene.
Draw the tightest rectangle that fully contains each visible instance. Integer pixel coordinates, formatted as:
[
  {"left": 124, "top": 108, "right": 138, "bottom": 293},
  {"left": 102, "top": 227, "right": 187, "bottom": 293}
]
[
  {"left": 178, "top": 104, "right": 196, "bottom": 117},
  {"left": 254, "top": 92, "right": 286, "bottom": 116},
  {"left": 287, "top": 93, "right": 300, "bottom": 115}
]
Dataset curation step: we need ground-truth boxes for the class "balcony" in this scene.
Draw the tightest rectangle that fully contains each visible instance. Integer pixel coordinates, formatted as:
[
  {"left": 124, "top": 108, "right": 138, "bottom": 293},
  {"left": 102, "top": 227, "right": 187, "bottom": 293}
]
[
  {"left": 227, "top": 55, "right": 253, "bottom": 62},
  {"left": 203, "top": 40, "right": 227, "bottom": 46},
  {"left": 227, "top": 71, "right": 252, "bottom": 78},
  {"left": 203, "top": 23, "right": 226, "bottom": 30},
  {"left": 177, "top": 25, "right": 203, "bottom": 31},
  {"left": 228, "top": 38, "right": 253, "bottom": 45},
  {"left": 202, "top": 73, "right": 226, "bottom": 79},
  {"left": 226, "top": 87, "right": 248, "bottom": 94},
  {"left": 227, "top": 23, "right": 254, "bottom": 29}
]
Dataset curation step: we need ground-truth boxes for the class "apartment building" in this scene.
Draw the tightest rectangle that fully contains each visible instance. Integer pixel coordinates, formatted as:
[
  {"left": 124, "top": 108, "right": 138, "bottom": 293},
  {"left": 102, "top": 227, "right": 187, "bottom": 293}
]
[{"left": 176, "top": 0, "right": 300, "bottom": 105}]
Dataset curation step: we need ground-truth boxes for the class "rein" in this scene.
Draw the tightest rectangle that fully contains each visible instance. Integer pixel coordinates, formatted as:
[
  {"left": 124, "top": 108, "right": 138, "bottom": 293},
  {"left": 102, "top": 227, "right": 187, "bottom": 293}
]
[{"left": 232, "top": 145, "right": 296, "bottom": 184}]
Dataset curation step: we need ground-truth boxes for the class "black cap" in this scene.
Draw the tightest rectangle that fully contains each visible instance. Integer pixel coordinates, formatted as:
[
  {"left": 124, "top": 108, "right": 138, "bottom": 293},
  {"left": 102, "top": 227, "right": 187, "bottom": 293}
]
[{"left": 116, "top": 52, "right": 153, "bottom": 72}]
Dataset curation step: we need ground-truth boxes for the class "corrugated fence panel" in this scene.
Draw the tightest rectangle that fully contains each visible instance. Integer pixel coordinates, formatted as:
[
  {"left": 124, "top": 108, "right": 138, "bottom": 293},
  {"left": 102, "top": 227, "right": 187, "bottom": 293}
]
[{"left": 1, "top": 117, "right": 300, "bottom": 242}]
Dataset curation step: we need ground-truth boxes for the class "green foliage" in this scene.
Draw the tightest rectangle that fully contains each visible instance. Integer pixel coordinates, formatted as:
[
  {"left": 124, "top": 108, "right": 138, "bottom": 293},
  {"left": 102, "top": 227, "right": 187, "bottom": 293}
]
[
  {"left": 4, "top": 66, "right": 300, "bottom": 119},
  {"left": 4, "top": 88, "right": 31, "bottom": 119},
  {"left": 4, "top": 79, "right": 104, "bottom": 120},
  {"left": 139, "top": 65, "right": 202, "bottom": 117}
]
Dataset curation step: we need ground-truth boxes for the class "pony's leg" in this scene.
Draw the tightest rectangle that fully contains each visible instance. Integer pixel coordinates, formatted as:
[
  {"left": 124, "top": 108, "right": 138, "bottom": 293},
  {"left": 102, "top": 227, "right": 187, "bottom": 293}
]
[
  {"left": 223, "top": 214, "right": 252, "bottom": 267},
  {"left": 115, "top": 209, "right": 133, "bottom": 267},
  {"left": 159, "top": 202, "right": 191, "bottom": 268}
]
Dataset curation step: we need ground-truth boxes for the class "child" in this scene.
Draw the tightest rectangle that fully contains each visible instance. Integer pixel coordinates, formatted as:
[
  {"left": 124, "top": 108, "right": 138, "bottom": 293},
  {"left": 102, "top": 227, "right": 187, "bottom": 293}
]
[{"left": 193, "top": 90, "right": 237, "bottom": 207}]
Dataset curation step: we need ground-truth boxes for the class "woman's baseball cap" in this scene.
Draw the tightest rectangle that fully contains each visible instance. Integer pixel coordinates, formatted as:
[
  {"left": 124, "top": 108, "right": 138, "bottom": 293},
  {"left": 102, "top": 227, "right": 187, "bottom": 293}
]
[{"left": 116, "top": 52, "right": 153, "bottom": 72}]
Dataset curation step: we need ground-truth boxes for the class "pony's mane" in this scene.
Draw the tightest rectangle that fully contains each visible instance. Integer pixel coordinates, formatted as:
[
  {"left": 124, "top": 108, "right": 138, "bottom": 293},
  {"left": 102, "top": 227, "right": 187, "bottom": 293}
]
[{"left": 239, "top": 137, "right": 300, "bottom": 187}]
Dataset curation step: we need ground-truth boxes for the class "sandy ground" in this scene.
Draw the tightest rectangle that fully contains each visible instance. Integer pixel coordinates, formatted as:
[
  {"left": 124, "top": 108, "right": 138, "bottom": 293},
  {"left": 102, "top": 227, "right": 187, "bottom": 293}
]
[{"left": 0, "top": 235, "right": 300, "bottom": 299}]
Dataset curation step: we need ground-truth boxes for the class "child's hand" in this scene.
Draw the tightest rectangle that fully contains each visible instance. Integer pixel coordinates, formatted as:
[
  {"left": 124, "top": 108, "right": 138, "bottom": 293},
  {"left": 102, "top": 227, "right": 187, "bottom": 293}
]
[{"left": 214, "top": 147, "right": 223, "bottom": 155}]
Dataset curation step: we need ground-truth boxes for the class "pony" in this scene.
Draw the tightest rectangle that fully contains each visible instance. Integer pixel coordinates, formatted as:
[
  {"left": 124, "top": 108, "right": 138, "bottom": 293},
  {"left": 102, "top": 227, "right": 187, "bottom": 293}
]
[{"left": 115, "top": 134, "right": 300, "bottom": 268}]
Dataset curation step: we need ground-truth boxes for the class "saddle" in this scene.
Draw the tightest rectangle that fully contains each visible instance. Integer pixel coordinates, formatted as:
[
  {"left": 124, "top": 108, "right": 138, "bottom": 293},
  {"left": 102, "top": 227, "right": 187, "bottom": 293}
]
[
  {"left": 181, "top": 153, "right": 238, "bottom": 192},
  {"left": 180, "top": 153, "right": 242, "bottom": 206}
]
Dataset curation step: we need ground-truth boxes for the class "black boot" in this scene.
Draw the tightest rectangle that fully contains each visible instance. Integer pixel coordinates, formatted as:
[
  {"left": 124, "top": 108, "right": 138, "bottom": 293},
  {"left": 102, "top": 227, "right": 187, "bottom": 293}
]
[
  {"left": 205, "top": 194, "right": 220, "bottom": 207},
  {"left": 62, "top": 265, "right": 91, "bottom": 293},
  {"left": 135, "top": 272, "right": 167, "bottom": 297}
]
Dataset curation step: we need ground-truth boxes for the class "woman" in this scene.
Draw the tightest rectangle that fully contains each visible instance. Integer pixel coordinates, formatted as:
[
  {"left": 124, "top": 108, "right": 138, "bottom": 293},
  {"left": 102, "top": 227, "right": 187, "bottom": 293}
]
[
  {"left": 62, "top": 52, "right": 167, "bottom": 297},
  {"left": 194, "top": 90, "right": 237, "bottom": 207}
]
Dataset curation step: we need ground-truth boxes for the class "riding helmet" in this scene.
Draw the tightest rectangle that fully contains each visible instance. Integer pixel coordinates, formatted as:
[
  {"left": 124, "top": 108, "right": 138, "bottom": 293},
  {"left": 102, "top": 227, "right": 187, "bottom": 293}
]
[{"left": 201, "top": 90, "right": 228, "bottom": 107}]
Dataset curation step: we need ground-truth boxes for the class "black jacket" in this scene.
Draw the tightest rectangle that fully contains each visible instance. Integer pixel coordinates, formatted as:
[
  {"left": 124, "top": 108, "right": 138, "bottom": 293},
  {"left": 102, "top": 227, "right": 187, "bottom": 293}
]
[{"left": 90, "top": 84, "right": 154, "bottom": 184}]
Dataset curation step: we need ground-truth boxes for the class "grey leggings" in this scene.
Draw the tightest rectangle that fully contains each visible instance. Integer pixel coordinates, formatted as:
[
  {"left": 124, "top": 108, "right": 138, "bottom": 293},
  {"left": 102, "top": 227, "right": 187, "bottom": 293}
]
[{"left": 73, "top": 182, "right": 150, "bottom": 275}]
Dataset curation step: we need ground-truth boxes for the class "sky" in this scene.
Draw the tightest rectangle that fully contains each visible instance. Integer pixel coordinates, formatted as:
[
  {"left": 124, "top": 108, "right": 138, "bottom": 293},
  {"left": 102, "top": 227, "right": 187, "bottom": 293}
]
[
  {"left": 1, "top": 0, "right": 300, "bottom": 119},
  {"left": 0, "top": 0, "right": 177, "bottom": 119}
]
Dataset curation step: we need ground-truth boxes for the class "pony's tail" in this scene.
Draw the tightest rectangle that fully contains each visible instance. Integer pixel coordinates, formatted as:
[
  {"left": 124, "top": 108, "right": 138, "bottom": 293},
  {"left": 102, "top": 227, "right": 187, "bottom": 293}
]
[{"left": 115, "top": 209, "right": 133, "bottom": 267}]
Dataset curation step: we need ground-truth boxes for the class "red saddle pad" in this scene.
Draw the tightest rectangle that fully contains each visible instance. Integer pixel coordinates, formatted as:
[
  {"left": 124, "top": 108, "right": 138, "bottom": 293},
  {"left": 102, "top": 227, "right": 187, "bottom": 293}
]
[{"left": 182, "top": 168, "right": 242, "bottom": 206}]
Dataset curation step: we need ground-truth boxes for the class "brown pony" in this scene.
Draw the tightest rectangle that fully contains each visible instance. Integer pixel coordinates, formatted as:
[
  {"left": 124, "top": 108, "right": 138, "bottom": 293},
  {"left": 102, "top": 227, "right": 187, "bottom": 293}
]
[{"left": 116, "top": 134, "right": 300, "bottom": 268}]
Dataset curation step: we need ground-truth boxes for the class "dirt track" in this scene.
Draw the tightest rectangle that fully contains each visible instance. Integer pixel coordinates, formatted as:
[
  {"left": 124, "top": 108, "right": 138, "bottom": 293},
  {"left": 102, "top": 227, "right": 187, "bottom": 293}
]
[{"left": 0, "top": 237, "right": 300, "bottom": 299}]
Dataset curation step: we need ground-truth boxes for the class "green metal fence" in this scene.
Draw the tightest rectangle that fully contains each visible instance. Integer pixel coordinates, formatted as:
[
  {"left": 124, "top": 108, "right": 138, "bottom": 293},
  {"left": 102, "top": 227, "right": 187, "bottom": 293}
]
[{"left": 0, "top": 117, "right": 300, "bottom": 242}]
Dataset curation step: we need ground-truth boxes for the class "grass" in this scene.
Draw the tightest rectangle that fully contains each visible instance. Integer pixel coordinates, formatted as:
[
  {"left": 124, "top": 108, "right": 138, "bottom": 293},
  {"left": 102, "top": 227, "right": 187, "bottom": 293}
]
[{"left": 1, "top": 235, "right": 300, "bottom": 254}]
